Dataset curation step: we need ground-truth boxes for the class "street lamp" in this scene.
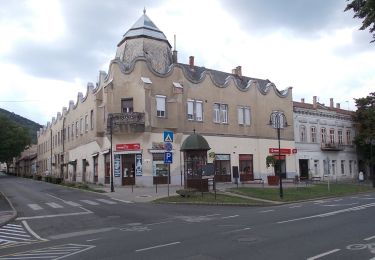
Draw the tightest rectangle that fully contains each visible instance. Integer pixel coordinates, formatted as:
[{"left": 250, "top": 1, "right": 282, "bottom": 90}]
[
  {"left": 269, "top": 111, "right": 288, "bottom": 199},
  {"left": 109, "top": 114, "right": 115, "bottom": 192},
  {"left": 365, "top": 138, "right": 375, "bottom": 188}
]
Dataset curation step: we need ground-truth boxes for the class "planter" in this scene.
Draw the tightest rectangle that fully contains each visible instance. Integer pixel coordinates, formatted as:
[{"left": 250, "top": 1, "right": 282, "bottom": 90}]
[
  {"left": 240, "top": 173, "right": 254, "bottom": 182},
  {"left": 153, "top": 176, "right": 169, "bottom": 184},
  {"left": 267, "top": 175, "right": 279, "bottom": 186},
  {"left": 214, "top": 174, "right": 231, "bottom": 183}
]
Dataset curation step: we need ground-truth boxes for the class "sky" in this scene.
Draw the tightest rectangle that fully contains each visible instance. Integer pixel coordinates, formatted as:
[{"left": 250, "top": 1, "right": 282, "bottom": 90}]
[{"left": 0, "top": 0, "right": 374, "bottom": 126}]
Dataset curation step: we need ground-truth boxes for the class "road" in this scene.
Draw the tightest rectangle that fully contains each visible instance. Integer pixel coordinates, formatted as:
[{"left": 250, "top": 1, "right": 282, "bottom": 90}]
[{"left": 1, "top": 175, "right": 375, "bottom": 259}]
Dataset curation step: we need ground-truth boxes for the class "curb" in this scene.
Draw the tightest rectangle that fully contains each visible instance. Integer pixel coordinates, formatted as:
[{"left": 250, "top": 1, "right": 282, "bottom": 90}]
[{"left": 0, "top": 192, "right": 17, "bottom": 227}]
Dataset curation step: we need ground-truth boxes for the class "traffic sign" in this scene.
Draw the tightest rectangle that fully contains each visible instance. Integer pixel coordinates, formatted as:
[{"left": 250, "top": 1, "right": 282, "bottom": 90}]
[
  {"left": 163, "top": 131, "right": 174, "bottom": 142},
  {"left": 164, "top": 152, "right": 173, "bottom": 164},
  {"left": 164, "top": 142, "right": 173, "bottom": 151}
]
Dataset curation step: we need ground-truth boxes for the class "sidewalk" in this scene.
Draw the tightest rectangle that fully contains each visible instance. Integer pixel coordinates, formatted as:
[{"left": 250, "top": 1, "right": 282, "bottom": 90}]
[{"left": 0, "top": 192, "right": 17, "bottom": 227}]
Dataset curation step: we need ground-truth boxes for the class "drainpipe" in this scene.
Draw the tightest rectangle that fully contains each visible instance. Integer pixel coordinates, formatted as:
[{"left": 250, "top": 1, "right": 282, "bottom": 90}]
[{"left": 50, "top": 128, "right": 53, "bottom": 176}]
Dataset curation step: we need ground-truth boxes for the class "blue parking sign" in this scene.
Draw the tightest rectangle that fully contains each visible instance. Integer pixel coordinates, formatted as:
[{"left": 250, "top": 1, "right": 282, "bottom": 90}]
[{"left": 164, "top": 152, "right": 173, "bottom": 164}]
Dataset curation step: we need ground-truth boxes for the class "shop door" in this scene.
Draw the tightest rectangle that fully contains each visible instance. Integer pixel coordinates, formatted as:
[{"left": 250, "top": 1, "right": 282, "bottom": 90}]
[{"left": 122, "top": 154, "right": 135, "bottom": 185}]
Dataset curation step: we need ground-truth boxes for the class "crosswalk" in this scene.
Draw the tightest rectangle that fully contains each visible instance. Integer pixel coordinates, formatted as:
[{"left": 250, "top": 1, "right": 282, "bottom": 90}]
[
  {"left": 26, "top": 198, "right": 129, "bottom": 211},
  {"left": 0, "top": 223, "right": 39, "bottom": 248}
]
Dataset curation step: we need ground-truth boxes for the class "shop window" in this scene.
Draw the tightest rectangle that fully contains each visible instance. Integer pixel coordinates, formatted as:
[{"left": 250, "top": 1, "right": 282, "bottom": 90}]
[
  {"left": 239, "top": 154, "right": 253, "bottom": 177},
  {"left": 152, "top": 153, "right": 168, "bottom": 177}
]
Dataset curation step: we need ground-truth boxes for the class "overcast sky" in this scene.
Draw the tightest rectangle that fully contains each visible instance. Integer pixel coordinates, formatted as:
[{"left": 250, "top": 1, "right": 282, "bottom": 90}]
[{"left": 0, "top": 0, "right": 374, "bottom": 125}]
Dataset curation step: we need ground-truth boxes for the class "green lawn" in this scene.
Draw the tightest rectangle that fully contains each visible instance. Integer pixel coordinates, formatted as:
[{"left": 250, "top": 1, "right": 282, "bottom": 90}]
[
  {"left": 154, "top": 192, "right": 268, "bottom": 205},
  {"left": 229, "top": 183, "right": 374, "bottom": 202}
]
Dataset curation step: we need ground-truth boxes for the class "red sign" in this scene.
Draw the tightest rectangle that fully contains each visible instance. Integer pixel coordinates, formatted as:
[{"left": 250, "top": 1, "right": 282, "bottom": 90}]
[
  {"left": 269, "top": 148, "right": 291, "bottom": 155},
  {"left": 116, "top": 143, "right": 141, "bottom": 151}
]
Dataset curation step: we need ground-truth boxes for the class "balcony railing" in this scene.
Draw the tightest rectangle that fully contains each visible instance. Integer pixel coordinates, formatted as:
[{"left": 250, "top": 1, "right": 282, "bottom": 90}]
[
  {"left": 320, "top": 142, "right": 344, "bottom": 151},
  {"left": 107, "top": 112, "right": 145, "bottom": 133}
]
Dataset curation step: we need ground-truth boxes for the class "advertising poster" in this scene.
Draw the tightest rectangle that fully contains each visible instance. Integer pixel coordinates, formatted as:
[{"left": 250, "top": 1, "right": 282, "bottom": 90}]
[
  {"left": 114, "top": 154, "right": 121, "bottom": 177},
  {"left": 135, "top": 154, "right": 142, "bottom": 176}
]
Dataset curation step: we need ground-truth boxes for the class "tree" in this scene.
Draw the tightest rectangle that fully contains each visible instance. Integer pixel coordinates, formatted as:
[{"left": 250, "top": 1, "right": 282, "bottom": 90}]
[
  {"left": 353, "top": 92, "right": 375, "bottom": 181},
  {"left": 345, "top": 0, "right": 375, "bottom": 42},
  {"left": 0, "top": 115, "right": 31, "bottom": 173}
]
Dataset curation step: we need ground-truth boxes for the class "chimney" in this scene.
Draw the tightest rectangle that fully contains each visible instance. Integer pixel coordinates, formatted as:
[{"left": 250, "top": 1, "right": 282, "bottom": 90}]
[
  {"left": 189, "top": 56, "right": 194, "bottom": 69},
  {"left": 330, "top": 98, "right": 334, "bottom": 108},
  {"left": 172, "top": 50, "right": 178, "bottom": 63},
  {"left": 236, "top": 66, "right": 242, "bottom": 76},
  {"left": 336, "top": 103, "right": 340, "bottom": 109},
  {"left": 301, "top": 98, "right": 305, "bottom": 103},
  {"left": 313, "top": 96, "right": 317, "bottom": 109},
  {"left": 232, "top": 68, "right": 237, "bottom": 74}
]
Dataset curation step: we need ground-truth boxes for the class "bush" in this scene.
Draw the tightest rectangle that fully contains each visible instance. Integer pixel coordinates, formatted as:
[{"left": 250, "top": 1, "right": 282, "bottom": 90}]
[{"left": 176, "top": 188, "right": 198, "bottom": 197}]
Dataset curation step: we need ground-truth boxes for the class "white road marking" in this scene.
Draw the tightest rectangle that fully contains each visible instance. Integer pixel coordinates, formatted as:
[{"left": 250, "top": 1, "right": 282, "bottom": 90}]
[
  {"left": 48, "top": 227, "right": 116, "bottom": 240},
  {"left": 16, "top": 211, "right": 92, "bottom": 221},
  {"left": 307, "top": 249, "right": 341, "bottom": 260},
  {"left": 110, "top": 198, "right": 133, "bottom": 204},
  {"left": 46, "top": 202, "right": 63, "bottom": 209},
  {"left": 22, "top": 221, "right": 47, "bottom": 241},
  {"left": 63, "top": 201, "right": 81, "bottom": 207},
  {"left": 96, "top": 199, "right": 117, "bottom": 205},
  {"left": 278, "top": 202, "right": 375, "bottom": 224},
  {"left": 322, "top": 203, "right": 358, "bottom": 207},
  {"left": 289, "top": 205, "right": 302, "bottom": 208},
  {"left": 80, "top": 200, "right": 99, "bottom": 205},
  {"left": 221, "top": 215, "right": 239, "bottom": 219},
  {"left": 260, "top": 210, "right": 274, "bottom": 213},
  {"left": 135, "top": 241, "right": 181, "bottom": 252},
  {"left": 364, "top": 235, "right": 375, "bottom": 241},
  {"left": 28, "top": 204, "right": 43, "bottom": 211},
  {"left": 0, "top": 231, "right": 31, "bottom": 238}
]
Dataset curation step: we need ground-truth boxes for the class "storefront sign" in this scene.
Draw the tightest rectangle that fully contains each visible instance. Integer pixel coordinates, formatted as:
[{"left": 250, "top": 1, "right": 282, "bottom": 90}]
[
  {"left": 215, "top": 154, "right": 230, "bottom": 161},
  {"left": 152, "top": 142, "right": 165, "bottom": 150},
  {"left": 269, "top": 148, "right": 291, "bottom": 155},
  {"left": 116, "top": 143, "right": 141, "bottom": 151},
  {"left": 114, "top": 154, "right": 121, "bottom": 177},
  {"left": 135, "top": 154, "right": 142, "bottom": 176}
]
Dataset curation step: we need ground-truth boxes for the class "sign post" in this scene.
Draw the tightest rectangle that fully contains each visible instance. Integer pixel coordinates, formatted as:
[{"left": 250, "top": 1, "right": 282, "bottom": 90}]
[{"left": 163, "top": 131, "right": 174, "bottom": 197}]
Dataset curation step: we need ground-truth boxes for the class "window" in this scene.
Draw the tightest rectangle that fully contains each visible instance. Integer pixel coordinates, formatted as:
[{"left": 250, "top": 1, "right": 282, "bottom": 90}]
[
  {"left": 90, "top": 110, "right": 94, "bottom": 130},
  {"left": 213, "top": 103, "right": 228, "bottom": 123},
  {"left": 76, "top": 121, "right": 78, "bottom": 137},
  {"left": 300, "top": 125, "right": 307, "bottom": 142},
  {"left": 321, "top": 128, "right": 327, "bottom": 143},
  {"left": 156, "top": 95, "right": 166, "bottom": 117},
  {"left": 331, "top": 160, "right": 336, "bottom": 175},
  {"left": 121, "top": 98, "right": 133, "bottom": 113},
  {"left": 68, "top": 126, "right": 70, "bottom": 141},
  {"left": 338, "top": 129, "right": 343, "bottom": 144},
  {"left": 85, "top": 115, "right": 88, "bottom": 132},
  {"left": 239, "top": 154, "right": 253, "bottom": 175},
  {"left": 329, "top": 129, "right": 335, "bottom": 144},
  {"left": 349, "top": 160, "right": 353, "bottom": 175},
  {"left": 72, "top": 123, "right": 74, "bottom": 139},
  {"left": 341, "top": 160, "right": 345, "bottom": 175},
  {"left": 80, "top": 118, "right": 83, "bottom": 134},
  {"left": 187, "top": 100, "right": 203, "bottom": 121},
  {"left": 58, "top": 132, "right": 60, "bottom": 146},
  {"left": 314, "top": 160, "right": 319, "bottom": 175},
  {"left": 346, "top": 130, "right": 351, "bottom": 145},
  {"left": 238, "top": 106, "right": 251, "bottom": 126},
  {"left": 311, "top": 127, "right": 317, "bottom": 143}
]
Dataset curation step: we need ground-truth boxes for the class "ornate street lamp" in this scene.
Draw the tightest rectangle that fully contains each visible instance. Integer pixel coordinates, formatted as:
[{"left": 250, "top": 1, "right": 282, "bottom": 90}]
[
  {"left": 365, "top": 138, "right": 375, "bottom": 188},
  {"left": 269, "top": 111, "right": 288, "bottom": 199}
]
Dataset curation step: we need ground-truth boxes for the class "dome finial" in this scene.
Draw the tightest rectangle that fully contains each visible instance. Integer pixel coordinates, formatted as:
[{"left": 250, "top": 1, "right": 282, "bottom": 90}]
[{"left": 143, "top": 7, "right": 146, "bottom": 15}]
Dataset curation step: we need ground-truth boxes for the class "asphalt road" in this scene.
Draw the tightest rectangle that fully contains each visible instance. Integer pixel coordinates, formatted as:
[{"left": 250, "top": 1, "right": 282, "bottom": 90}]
[{"left": 1, "top": 175, "right": 375, "bottom": 259}]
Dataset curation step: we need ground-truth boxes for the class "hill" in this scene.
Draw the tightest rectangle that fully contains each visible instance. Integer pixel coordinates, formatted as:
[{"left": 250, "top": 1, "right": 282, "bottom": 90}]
[{"left": 0, "top": 108, "right": 41, "bottom": 144}]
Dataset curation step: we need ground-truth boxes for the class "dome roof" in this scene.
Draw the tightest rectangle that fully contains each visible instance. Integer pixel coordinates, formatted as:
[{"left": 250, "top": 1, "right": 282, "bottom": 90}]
[{"left": 181, "top": 133, "right": 210, "bottom": 151}]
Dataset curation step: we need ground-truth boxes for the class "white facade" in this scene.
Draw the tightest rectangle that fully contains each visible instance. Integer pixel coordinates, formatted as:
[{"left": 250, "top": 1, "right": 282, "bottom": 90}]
[{"left": 294, "top": 98, "right": 357, "bottom": 180}]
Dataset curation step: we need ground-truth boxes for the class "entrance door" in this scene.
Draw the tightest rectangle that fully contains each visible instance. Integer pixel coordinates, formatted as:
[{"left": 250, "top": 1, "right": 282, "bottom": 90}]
[
  {"left": 299, "top": 159, "right": 309, "bottom": 179},
  {"left": 121, "top": 154, "right": 135, "bottom": 185}
]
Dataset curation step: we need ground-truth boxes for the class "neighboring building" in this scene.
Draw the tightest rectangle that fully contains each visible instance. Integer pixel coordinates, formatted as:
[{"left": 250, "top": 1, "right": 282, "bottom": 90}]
[
  {"left": 293, "top": 97, "right": 357, "bottom": 180},
  {"left": 37, "top": 11, "right": 296, "bottom": 186},
  {"left": 15, "top": 145, "right": 37, "bottom": 177}
]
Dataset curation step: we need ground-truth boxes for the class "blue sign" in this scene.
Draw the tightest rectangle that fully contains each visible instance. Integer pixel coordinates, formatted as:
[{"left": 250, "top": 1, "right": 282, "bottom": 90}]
[
  {"left": 163, "top": 131, "right": 174, "bottom": 142},
  {"left": 164, "top": 152, "right": 173, "bottom": 164},
  {"left": 164, "top": 142, "right": 173, "bottom": 151}
]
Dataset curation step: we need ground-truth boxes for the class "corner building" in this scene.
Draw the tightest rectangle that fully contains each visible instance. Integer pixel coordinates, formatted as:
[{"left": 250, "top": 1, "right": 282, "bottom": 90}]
[{"left": 37, "top": 12, "right": 297, "bottom": 186}]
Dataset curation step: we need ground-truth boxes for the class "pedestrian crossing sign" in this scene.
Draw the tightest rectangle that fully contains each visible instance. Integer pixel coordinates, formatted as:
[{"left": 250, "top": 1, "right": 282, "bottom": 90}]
[{"left": 163, "top": 131, "right": 174, "bottom": 142}]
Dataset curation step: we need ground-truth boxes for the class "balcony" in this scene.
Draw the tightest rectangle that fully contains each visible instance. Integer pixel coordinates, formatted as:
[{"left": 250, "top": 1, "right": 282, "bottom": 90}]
[
  {"left": 107, "top": 112, "right": 145, "bottom": 133},
  {"left": 320, "top": 142, "right": 344, "bottom": 151}
]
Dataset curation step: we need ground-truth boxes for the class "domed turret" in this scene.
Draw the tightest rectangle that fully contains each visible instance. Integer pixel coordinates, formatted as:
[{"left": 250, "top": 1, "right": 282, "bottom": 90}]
[{"left": 115, "top": 9, "right": 173, "bottom": 74}]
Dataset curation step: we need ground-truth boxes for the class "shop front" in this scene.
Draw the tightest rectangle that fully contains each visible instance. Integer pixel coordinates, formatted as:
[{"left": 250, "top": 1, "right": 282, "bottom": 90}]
[
  {"left": 114, "top": 143, "right": 142, "bottom": 186},
  {"left": 214, "top": 154, "right": 231, "bottom": 182}
]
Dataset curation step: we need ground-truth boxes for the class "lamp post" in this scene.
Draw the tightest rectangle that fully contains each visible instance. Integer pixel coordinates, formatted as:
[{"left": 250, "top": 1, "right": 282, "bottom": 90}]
[
  {"left": 270, "top": 111, "right": 288, "bottom": 199},
  {"left": 365, "top": 138, "right": 375, "bottom": 188},
  {"left": 109, "top": 114, "right": 115, "bottom": 192}
]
